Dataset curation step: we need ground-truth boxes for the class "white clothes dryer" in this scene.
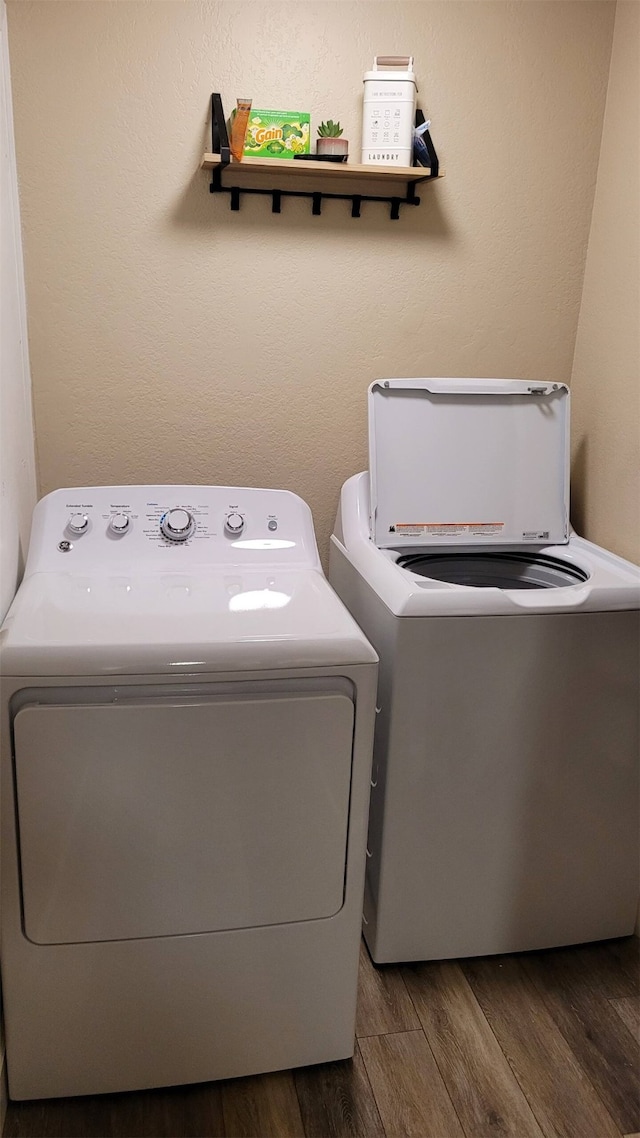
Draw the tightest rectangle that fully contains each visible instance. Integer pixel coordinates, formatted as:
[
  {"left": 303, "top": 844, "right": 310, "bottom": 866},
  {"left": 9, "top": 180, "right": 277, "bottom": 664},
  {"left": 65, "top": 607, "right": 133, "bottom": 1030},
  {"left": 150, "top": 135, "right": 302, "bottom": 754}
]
[
  {"left": 329, "top": 379, "right": 640, "bottom": 963},
  {"left": 0, "top": 485, "right": 378, "bottom": 1100}
]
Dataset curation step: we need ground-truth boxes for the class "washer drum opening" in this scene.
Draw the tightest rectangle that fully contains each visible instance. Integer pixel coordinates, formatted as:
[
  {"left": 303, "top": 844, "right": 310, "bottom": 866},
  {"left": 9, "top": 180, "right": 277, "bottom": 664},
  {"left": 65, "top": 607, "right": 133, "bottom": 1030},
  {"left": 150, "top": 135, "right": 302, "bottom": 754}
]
[{"left": 396, "top": 551, "right": 590, "bottom": 590}]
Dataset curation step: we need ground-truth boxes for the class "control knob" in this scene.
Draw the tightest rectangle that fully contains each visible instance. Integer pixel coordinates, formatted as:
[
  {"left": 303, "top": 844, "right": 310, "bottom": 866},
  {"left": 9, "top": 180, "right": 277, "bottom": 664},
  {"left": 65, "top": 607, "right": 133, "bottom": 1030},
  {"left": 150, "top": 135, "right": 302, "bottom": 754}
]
[
  {"left": 160, "top": 508, "right": 195, "bottom": 543},
  {"left": 225, "top": 511, "right": 245, "bottom": 535},
  {"left": 108, "top": 512, "right": 130, "bottom": 536},
  {"left": 67, "top": 513, "right": 89, "bottom": 535}
]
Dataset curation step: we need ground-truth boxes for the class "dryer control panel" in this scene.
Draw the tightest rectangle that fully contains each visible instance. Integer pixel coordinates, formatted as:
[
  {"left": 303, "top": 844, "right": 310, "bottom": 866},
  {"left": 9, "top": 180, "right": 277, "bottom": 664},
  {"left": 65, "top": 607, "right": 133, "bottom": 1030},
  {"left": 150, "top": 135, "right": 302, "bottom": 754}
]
[{"left": 26, "top": 486, "right": 322, "bottom": 573}]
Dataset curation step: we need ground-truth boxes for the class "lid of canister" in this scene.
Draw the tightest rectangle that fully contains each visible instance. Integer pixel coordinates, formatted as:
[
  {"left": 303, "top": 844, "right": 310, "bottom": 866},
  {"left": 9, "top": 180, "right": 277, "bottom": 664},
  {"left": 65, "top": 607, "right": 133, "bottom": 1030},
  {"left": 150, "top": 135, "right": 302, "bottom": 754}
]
[{"left": 364, "top": 55, "right": 418, "bottom": 85}]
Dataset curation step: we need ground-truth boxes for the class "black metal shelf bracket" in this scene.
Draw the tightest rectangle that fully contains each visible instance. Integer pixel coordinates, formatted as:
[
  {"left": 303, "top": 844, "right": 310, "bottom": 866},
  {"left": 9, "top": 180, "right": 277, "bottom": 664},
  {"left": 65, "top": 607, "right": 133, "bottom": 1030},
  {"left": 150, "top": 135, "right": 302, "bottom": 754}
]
[
  {"left": 208, "top": 93, "right": 439, "bottom": 220},
  {"left": 211, "top": 93, "right": 230, "bottom": 172}
]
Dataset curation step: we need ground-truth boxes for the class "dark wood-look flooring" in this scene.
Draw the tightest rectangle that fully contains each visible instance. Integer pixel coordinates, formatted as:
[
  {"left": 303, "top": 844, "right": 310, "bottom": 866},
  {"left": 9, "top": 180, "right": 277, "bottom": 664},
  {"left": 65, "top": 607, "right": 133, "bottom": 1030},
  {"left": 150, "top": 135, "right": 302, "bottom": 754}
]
[{"left": 4, "top": 936, "right": 639, "bottom": 1138}]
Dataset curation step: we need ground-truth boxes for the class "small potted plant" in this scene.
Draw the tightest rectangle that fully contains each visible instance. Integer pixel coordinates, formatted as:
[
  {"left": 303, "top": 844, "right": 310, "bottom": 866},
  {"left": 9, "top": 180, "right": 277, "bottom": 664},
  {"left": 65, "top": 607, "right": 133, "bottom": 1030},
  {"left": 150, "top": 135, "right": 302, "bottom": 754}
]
[{"left": 316, "top": 120, "right": 348, "bottom": 161}]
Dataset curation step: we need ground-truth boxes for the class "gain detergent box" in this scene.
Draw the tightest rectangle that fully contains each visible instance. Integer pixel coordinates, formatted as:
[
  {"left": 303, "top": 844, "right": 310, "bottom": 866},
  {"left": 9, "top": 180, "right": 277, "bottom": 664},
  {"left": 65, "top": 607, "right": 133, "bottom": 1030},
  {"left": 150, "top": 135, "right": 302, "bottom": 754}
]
[{"left": 242, "top": 109, "right": 311, "bottom": 159}]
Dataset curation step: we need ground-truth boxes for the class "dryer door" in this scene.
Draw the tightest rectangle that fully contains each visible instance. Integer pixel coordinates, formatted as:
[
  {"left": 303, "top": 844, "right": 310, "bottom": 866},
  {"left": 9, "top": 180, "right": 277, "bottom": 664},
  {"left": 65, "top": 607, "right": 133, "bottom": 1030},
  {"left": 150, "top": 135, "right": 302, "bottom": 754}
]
[{"left": 14, "top": 689, "right": 354, "bottom": 943}]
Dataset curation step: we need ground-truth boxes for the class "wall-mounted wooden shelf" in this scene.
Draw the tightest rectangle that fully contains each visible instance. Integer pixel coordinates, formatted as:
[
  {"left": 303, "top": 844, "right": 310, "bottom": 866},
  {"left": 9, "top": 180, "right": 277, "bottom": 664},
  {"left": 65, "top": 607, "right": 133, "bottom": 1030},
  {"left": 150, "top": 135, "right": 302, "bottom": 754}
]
[
  {"left": 204, "top": 94, "right": 443, "bottom": 220},
  {"left": 202, "top": 153, "right": 441, "bottom": 183}
]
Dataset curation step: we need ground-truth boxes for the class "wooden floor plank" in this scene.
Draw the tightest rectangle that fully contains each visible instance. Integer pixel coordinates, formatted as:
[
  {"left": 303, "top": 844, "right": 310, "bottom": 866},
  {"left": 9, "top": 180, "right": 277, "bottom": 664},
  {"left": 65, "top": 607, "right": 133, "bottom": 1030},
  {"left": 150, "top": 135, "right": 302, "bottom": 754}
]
[
  {"left": 543, "top": 937, "right": 640, "bottom": 999},
  {"left": 359, "top": 1028, "right": 463, "bottom": 1138},
  {"left": 3, "top": 1081, "right": 225, "bottom": 1138},
  {"left": 3, "top": 1095, "right": 114, "bottom": 1138},
  {"left": 611, "top": 997, "right": 640, "bottom": 1042},
  {"left": 462, "top": 955, "right": 620, "bottom": 1138},
  {"left": 356, "top": 941, "right": 421, "bottom": 1038},
  {"left": 105, "top": 1084, "right": 225, "bottom": 1137},
  {"left": 294, "top": 1047, "right": 384, "bottom": 1138},
  {"left": 605, "top": 938, "right": 640, "bottom": 997},
  {"left": 524, "top": 951, "right": 640, "bottom": 1135},
  {"left": 221, "top": 1070, "right": 302, "bottom": 1137},
  {"left": 403, "top": 960, "right": 545, "bottom": 1138}
]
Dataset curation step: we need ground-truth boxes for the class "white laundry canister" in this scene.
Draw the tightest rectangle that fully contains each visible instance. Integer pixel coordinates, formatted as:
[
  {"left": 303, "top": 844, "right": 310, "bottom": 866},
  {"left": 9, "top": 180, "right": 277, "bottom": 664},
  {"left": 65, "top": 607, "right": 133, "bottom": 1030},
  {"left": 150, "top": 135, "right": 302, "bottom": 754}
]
[{"left": 361, "top": 56, "right": 418, "bottom": 167}]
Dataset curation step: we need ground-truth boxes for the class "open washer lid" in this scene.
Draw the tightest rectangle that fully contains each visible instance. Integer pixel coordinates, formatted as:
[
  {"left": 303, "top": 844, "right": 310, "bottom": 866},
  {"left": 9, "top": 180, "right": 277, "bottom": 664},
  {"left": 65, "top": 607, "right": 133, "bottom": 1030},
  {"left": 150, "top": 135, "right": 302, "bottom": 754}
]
[{"left": 369, "top": 378, "right": 570, "bottom": 549}]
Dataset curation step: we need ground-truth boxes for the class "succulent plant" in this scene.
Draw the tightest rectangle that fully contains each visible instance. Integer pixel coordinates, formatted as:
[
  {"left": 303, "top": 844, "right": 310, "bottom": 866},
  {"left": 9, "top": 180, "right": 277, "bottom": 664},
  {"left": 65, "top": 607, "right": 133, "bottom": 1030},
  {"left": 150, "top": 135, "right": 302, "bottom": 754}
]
[{"left": 317, "top": 120, "right": 343, "bottom": 138}]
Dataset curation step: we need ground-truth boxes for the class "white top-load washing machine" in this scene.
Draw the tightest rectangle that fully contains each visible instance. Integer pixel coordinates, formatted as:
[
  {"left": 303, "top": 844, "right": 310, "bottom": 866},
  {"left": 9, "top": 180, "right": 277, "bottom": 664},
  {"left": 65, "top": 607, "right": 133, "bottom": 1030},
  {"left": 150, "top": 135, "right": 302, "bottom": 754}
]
[
  {"left": 329, "top": 379, "right": 640, "bottom": 963},
  {"left": 0, "top": 484, "right": 378, "bottom": 1100}
]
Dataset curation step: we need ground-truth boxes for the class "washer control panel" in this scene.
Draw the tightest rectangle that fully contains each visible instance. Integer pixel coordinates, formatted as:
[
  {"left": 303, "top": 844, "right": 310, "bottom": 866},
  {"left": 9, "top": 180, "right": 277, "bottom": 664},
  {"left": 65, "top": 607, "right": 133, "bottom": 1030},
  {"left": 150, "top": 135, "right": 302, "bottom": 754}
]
[{"left": 28, "top": 485, "right": 321, "bottom": 573}]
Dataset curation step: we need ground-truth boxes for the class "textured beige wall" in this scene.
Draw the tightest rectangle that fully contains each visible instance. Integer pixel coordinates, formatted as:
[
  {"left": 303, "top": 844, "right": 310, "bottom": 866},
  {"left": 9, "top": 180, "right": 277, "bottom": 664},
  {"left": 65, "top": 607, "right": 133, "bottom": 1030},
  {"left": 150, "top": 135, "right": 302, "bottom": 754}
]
[
  {"left": 570, "top": 1, "right": 640, "bottom": 566},
  {"left": 7, "top": 0, "right": 615, "bottom": 560},
  {"left": 1, "top": 0, "right": 37, "bottom": 1106},
  {"left": 1, "top": 0, "right": 37, "bottom": 621}
]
